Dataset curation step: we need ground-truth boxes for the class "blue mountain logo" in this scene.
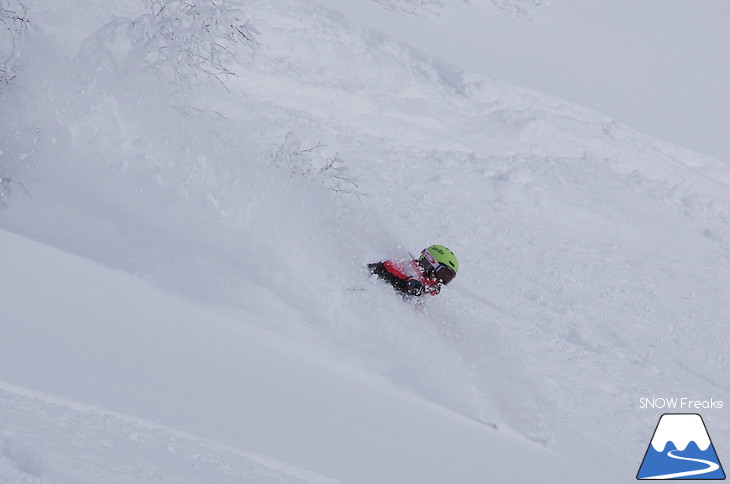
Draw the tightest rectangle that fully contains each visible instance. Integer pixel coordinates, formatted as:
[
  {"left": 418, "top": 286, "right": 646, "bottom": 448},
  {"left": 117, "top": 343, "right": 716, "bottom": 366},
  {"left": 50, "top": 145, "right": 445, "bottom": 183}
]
[{"left": 637, "top": 413, "right": 725, "bottom": 480}]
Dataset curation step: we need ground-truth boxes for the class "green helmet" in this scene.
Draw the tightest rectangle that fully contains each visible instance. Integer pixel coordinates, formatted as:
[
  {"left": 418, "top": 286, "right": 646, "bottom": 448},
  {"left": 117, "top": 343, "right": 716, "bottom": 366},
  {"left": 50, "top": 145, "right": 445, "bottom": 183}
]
[{"left": 419, "top": 244, "right": 459, "bottom": 284}]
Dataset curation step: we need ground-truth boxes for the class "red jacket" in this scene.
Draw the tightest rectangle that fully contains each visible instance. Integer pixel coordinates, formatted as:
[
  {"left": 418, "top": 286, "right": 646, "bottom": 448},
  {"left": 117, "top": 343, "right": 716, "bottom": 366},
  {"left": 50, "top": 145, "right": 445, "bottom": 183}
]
[{"left": 368, "top": 259, "right": 441, "bottom": 296}]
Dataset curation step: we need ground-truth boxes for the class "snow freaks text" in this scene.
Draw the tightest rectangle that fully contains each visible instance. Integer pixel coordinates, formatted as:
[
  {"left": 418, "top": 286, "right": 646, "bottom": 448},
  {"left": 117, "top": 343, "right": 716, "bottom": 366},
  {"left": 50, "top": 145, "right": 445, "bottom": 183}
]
[{"left": 640, "top": 398, "right": 724, "bottom": 410}]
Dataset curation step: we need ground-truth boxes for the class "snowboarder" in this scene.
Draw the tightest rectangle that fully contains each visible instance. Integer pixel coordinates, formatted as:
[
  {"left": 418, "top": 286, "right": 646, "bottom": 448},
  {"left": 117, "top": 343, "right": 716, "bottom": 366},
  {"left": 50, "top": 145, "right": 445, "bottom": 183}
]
[{"left": 367, "top": 245, "right": 459, "bottom": 297}]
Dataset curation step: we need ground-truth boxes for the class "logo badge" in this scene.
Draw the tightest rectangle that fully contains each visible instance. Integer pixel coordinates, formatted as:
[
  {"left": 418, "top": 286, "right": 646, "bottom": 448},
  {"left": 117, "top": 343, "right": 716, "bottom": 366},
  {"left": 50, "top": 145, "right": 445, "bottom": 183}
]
[{"left": 637, "top": 413, "right": 725, "bottom": 480}]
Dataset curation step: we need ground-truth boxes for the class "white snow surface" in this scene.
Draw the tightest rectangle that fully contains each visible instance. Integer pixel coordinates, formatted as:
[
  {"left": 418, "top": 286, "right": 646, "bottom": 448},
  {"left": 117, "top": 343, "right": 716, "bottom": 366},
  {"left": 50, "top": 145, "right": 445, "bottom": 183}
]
[
  {"left": 1, "top": 0, "right": 730, "bottom": 483},
  {"left": 319, "top": 0, "right": 730, "bottom": 164}
]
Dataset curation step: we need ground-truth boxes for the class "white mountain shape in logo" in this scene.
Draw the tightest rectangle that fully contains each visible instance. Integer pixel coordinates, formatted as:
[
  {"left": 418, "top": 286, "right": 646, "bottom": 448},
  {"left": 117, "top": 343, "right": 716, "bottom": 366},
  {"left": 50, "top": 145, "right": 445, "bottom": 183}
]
[{"left": 651, "top": 414, "right": 712, "bottom": 452}]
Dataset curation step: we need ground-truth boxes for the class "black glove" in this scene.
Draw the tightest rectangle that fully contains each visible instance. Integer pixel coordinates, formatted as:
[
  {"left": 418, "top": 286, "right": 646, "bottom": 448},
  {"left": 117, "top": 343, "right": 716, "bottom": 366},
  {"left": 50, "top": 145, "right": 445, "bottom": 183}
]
[{"left": 402, "top": 278, "right": 423, "bottom": 297}]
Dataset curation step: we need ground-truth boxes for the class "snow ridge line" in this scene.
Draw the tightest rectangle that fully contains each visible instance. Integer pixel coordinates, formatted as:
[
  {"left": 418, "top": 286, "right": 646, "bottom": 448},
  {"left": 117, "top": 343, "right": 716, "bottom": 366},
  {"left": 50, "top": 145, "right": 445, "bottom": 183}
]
[{"left": 0, "top": 380, "right": 342, "bottom": 484}]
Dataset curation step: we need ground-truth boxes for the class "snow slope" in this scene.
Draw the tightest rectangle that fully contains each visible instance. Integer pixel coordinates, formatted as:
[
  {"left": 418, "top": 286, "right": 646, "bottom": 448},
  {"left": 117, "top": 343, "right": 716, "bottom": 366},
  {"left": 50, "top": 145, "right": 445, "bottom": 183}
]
[
  {"left": 1, "top": 227, "right": 588, "bottom": 483},
  {"left": 318, "top": 0, "right": 730, "bottom": 163},
  {"left": 2, "top": 0, "right": 729, "bottom": 482}
]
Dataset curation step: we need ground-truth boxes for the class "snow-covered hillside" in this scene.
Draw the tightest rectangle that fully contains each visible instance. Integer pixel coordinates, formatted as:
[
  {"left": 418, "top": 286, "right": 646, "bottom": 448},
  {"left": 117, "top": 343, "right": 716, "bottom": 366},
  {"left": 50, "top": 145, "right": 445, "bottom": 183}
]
[
  {"left": 326, "top": 0, "right": 730, "bottom": 163},
  {"left": 1, "top": 0, "right": 729, "bottom": 482}
]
